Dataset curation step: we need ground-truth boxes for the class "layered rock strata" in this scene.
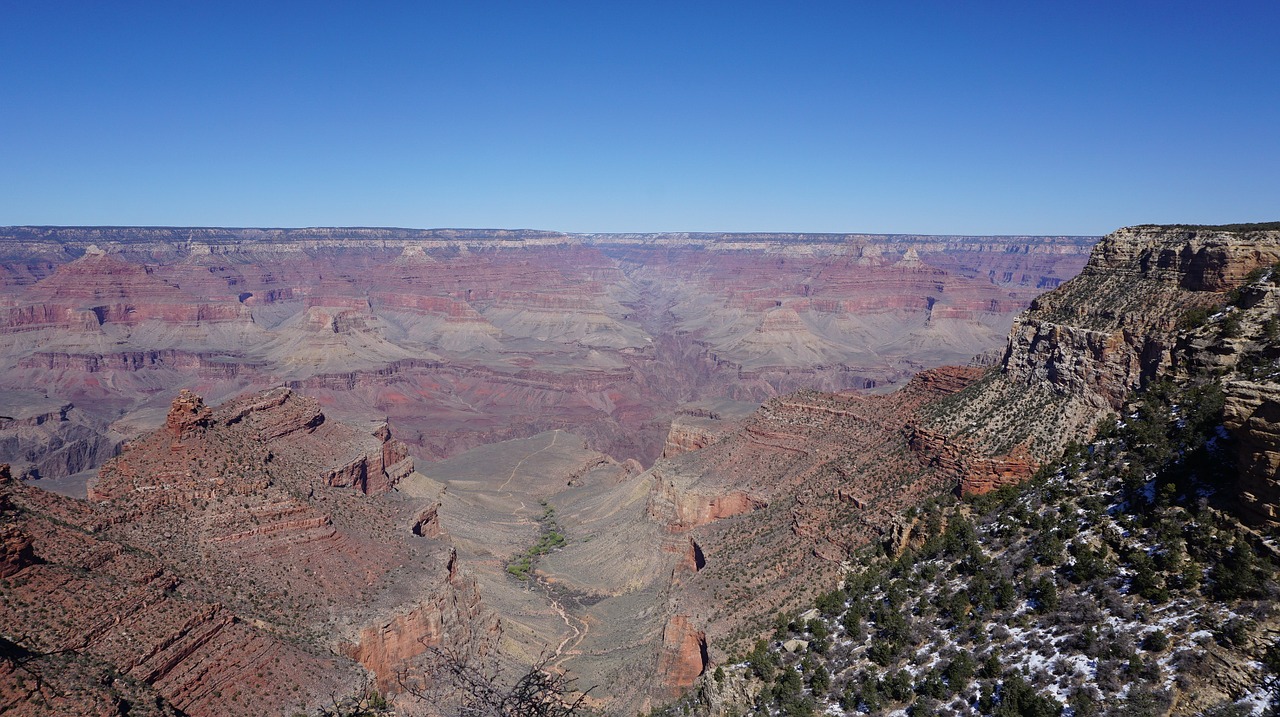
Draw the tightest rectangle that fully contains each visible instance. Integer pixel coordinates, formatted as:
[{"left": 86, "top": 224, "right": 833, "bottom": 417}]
[
  {"left": 921, "top": 225, "right": 1280, "bottom": 495},
  {"left": 2, "top": 387, "right": 499, "bottom": 716},
  {"left": 1169, "top": 256, "right": 1280, "bottom": 526},
  {"left": 0, "top": 226, "right": 1093, "bottom": 480},
  {"left": 651, "top": 367, "right": 985, "bottom": 659}
]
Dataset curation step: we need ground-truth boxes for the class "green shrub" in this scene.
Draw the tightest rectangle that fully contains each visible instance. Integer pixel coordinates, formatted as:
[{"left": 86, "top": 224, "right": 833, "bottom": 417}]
[
  {"left": 1178, "top": 306, "right": 1213, "bottom": 331},
  {"left": 1142, "top": 630, "right": 1169, "bottom": 652}
]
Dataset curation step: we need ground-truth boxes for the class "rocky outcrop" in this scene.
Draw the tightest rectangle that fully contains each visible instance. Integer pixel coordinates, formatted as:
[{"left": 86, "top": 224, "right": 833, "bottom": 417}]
[
  {"left": 656, "top": 614, "right": 708, "bottom": 698},
  {"left": 346, "top": 557, "right": 492, "bottom": 689},
  {"left": 0, "top": 469, "right": 38, "bottom": 577},
  {"left": 165, "top": 389, "right": 211, "bottom": 439},
  {"left": 1006, "top": 226, "right": 1280, "bottom": 405},
  {"left": 647, "top": 471, "right": 767, "bottom": 532},
  {"left": 661, "top": 403, "right": 757, "bottom": 459},
  {"left": 663, "top": 421, "right": 723, "bottom": 459},
  {"left": 679, "top": 665, "right": 764, "bottom": 717},
  {"left": 1095, "top": 225, "right": 1280, "bottom": 292},
  {"left": 909, "top": 424, "right": 1036, "bottom": 496},
  {"left": 0, "top": 522, "right": 37, "bottom": 578},
  {"left": 922, "top": 225, "right": 1280, "bottom": 493},
  {"left": 412, "top": 502, "right": 443, "bottom": 538},
  {"left": 1224, "top": 380, "right": 1280, "bottom": 526}
]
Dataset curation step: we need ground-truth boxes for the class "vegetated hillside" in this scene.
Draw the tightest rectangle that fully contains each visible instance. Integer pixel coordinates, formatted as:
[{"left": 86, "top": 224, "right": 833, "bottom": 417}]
[
  {"left": 663, "top": 379, "right": 1279, "bottom": 716},
  {"left": 652, "top": 250, "right": 1280, "bottom": 716}
]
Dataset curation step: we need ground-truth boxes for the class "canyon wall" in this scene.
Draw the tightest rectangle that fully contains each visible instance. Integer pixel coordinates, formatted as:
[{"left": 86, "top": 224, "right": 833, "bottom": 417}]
[
  {"left": 0, "top": 226, "right": 1094, "bottom": 481},
  {"left": 919, "top": 225, "right": 1280, "bottom": 495},
  {"left": 1, "top": 387, "right": 500, "bottom": 715}
]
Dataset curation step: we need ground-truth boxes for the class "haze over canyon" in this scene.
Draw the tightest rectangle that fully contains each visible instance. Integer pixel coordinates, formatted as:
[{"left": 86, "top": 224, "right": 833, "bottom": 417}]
[
  {"left": 0, "top": 225, "right": 1101, "bottom": 715},
  {"left": 0, "top": 226, "right": 1093, "bottom": 487}
]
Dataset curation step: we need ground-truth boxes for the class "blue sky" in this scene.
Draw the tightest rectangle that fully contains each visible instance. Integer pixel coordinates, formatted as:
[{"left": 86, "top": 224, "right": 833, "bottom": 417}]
[{"left": 2, "top": 1, "right": 1277, "bottom": 234}]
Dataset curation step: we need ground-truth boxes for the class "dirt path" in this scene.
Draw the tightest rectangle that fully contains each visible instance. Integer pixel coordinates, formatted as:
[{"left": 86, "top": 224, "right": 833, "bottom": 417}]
[
  {"left": 498, "top": 430, "right": 560, "bottom": 495},
  {"left": 494, "top": 429, "right": 588, "bottom": 666},
  {"left": 540, "top": 579, "right": 590, "bottom": 669}
]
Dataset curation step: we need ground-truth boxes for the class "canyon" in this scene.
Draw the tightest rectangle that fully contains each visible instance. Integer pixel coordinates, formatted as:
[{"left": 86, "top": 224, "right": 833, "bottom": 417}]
[
  {"left": 0, "top": 225, "right": 1099, "bottom": 715},
  {"left": 19, "top": 223, "right": 1280, "bottom": 714},
  {"left": 0, "top": 226, "right": 1092, "bottom": 487}
]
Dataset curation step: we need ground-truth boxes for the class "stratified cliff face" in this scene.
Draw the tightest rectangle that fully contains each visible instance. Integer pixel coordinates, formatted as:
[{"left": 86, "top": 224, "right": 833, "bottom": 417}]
[
  {"left": 1, "top": 388, "right": 499, "bottom": 716},
  {"left": 0, "top": 226, "right": 1093, "bottom": 480},
  {"left": 0, "top": 460, "right": 365, "bottom": 717},
  {"left": 1224, "top": 381, "right": 1280, "bottom": 525},
  {"left": 652, "top": 367, "right": 984, "bottom": 658},
  {"left": 921, "top": 225, "right": 1280, "bottom": 495},
  {"left": 1166, "top": 256, "right": 1280, "bottom": 527},
  {"left": 1004, "top": 226, "right": 1280, "bottom": 404}
]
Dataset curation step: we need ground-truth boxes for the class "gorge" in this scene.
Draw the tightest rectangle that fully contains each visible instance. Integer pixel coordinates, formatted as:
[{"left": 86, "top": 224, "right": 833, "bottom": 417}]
[{"left": 6, "top": 224, "right": 1280, "bottom": 716}]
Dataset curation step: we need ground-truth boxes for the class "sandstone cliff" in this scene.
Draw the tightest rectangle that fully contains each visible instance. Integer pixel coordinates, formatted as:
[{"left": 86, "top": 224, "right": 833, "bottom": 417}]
[
  {"left": 920, "top": 224, "right": 1280, "bottom": 495},
  {"left": 1164, "top": 251, "right": 1280, "bottom": 526}
]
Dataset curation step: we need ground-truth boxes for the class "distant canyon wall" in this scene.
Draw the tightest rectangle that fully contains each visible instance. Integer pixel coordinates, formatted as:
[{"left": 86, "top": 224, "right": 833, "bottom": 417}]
[{"left": 0, "top": 226, "right": 1095, "bottom": 480}]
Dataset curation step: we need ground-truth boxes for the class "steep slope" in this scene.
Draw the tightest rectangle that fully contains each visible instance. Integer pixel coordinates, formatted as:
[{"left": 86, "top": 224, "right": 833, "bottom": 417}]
[
  {"left": 918, "top": 224, "right": 1280, "bottom": 495},
  {"left": 0, "top": 461, "right": 363, "bottom": 716},
  {"left": 641, "top": 368, "right": 986, "bottom": 671},
  {"left": 634, "top": 225, "right": 1280, "bottom": 716},
  {"left": 2, "top": 387, "right": 500, "bottom": 716},
  {"left": 666, "top": 379, "right": 1280, "bottom": 715}
]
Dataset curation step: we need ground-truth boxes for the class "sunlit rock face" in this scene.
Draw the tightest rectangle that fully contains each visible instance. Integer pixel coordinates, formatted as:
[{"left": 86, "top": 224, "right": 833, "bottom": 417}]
[
  {"left": 0, "top": 386, "right": 497, "bottom": 717},
  {"left": 919, "top": 224, "right": 1280, "bottom": 496},
  {"left": 0, "top": 226, "right": 1094, "bottom": 481}
]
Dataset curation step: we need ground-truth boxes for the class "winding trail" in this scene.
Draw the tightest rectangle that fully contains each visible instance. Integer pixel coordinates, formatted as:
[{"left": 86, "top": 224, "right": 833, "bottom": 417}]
[
  {"left": 540, "top": 577, "right": 590, "bottom": 669},
  {"left": 494, "top": 429, "right": 589, "bottom": 667},
  {"left": 498, "top": 430, "right": 561, "bottom": 495}
]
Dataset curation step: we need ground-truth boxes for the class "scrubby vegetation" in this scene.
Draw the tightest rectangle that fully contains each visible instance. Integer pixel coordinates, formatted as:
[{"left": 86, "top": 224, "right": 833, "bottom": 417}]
[
  {"left": 1135, "top": 223, "right": 1280, "bottom": 233},
  {"left": 506, "top": 501, "right": 567, "bottom": 581},
  {"left": 658, "top": 377, "right": 1280, "bottom": 716}
]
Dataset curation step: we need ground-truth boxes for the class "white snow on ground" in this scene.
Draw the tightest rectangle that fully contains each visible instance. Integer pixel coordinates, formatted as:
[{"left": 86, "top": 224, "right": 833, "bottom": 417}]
[{"left": 1235, "top": 683, "right": 1277, "bottom": 715}]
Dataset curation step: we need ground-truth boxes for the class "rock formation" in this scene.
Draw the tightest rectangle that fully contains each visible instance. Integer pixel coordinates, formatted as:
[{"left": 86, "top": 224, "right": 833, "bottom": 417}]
[
  {"left": 12, "top": 223, "right": 1280, "bottom": 714},
  {"left": 1223, "top": 380, "right": 1280, "bottom": 524},
  {"left": 0, "top": 226, "right": 1093, "bottom": 481},
  {"left": 1164, "top": 247, "right": 1280, "bottom": 526},
  {"left": 647, "top": 367, "right": 985, "bottom": 661},
  {"left": 920, "top": 224, "right": 1280, "bottom": 495},
  {"left": 0, "top": 226, "right": 1114, "bottom": 712},
  {"left": 656, "top": 615, "right": 709, "bottom": 698},
  {"left": 2, "top": 388, "right": 499, "bottom": 715},
  {"left": 165, "top": 389, "right": 211, "bottom": 439}
]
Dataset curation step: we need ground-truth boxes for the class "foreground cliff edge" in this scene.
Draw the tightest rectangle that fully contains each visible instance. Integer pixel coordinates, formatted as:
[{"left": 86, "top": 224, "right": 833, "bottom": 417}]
[
  {"left": 5, "top": 223, "right": 1280, "bottom": 715},
  {"left": 660, "top": 222, "right": 1280, "bottom": 716}
]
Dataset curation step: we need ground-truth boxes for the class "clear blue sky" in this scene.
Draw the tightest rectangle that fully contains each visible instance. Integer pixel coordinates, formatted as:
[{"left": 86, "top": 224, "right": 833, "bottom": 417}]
[{"left": 2, "top": 1, "right": 1277, "bottom": 234}]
